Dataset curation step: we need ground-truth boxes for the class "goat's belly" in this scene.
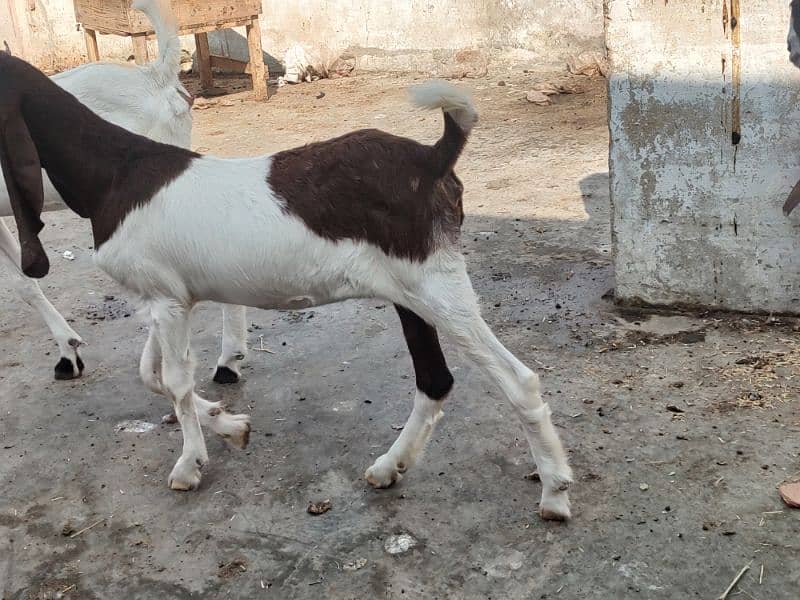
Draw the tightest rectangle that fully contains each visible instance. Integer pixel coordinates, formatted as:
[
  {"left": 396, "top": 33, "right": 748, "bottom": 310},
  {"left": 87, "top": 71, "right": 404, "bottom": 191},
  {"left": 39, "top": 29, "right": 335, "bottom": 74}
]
[
  {"left": 190, "top": 275, "right": 362, "bottom": 310},
  {"left": 207, "top": 291, "right": 343, "bottom": 311}
]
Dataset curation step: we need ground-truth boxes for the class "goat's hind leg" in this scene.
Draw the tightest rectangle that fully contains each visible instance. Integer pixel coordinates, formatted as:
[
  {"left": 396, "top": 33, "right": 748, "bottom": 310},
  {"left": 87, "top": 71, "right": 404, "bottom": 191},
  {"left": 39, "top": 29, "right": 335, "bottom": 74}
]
[
  {"left": 213, "top": 304, "right": 248, "bottom": 384},
  {"left": 0, "top": 219, "right": 84, "bottom": 379},
  {"left": 140, "top": 327, "right": 251, "bottom": 449},
  {"left": 403, "top": 266, "right": 573, "bottom": 520},
  {"left": 365, "top": 305, "right": 453, "bottom": 488}
]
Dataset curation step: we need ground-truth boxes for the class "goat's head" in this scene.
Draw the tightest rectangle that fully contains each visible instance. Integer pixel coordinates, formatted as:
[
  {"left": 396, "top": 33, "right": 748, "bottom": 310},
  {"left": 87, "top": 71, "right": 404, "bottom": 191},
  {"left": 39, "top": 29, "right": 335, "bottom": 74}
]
[{"left": 0, "top": 54, "right": 49, "bottom": 277}]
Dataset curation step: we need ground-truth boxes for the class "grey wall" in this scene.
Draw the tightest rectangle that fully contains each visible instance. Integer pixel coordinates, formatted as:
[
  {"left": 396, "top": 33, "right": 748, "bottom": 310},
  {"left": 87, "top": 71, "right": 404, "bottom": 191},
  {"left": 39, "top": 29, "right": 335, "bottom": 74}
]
[
  {"left": 7, "top": 0, "right": 603, "bottom": 72},
  {"left": 607, "top": 0, "right": 800, "bottom": 313}
]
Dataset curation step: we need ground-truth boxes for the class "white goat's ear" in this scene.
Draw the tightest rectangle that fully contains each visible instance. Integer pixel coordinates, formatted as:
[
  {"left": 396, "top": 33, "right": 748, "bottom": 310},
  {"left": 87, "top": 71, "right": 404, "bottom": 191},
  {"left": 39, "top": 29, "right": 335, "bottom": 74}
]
[{"left": 0, "top": 111, "right": 49, "bottom": 277}]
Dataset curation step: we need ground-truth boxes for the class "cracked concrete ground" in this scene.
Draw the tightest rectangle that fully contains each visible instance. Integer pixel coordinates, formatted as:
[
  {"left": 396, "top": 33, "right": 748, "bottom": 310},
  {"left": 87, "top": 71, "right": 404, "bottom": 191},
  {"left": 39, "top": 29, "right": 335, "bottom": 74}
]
[{"left": 1, "top": 71, "right": 799, "bottom": 599}]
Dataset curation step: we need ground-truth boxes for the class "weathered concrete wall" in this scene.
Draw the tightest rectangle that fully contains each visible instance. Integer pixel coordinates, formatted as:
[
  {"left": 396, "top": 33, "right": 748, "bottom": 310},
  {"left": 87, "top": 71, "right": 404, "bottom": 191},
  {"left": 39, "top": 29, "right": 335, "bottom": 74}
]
[
  {"left": 3, "top": 0, "right": 603, "bottom": 72},
  {"left": 260, "top": 0, "right": 603, "bottom": 72},
  {"left": 607, "top": 0, "right": 800, "bottom": 313}
]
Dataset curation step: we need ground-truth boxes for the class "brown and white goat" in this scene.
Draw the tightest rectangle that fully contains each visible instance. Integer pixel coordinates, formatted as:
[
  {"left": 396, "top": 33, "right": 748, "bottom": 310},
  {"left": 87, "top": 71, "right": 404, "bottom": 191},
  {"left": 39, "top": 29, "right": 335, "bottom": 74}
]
[{"left": 0, "top": 54, "right": 573, "bottom": 520}]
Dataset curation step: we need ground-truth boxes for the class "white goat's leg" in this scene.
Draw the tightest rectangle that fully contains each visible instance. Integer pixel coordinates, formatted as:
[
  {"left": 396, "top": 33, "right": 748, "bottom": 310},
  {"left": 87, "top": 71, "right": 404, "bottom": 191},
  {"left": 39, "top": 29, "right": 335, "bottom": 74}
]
[
  {"left": 140, "top": 326, "right": 250, "bottom": 450},
  {"left": 212, "top": 304, "right": 248, "bottom": 384},
  {"left": 366, "top": 305, "right": 452, "bottom": 488},
  {"left": 139, "top": 327, "right": 164, "bottom": 395},
  {"left": 191, "top": 394, "right": 251, "bottom": 449},
  {"left": 402, "top": 264, "right": 573, "bottom": 520},
  {"left": 0, "top": 219, "right": 84, "bottom": 379},
  {"left": 151, "top": 303, "right": 208, "bottom": 491}
]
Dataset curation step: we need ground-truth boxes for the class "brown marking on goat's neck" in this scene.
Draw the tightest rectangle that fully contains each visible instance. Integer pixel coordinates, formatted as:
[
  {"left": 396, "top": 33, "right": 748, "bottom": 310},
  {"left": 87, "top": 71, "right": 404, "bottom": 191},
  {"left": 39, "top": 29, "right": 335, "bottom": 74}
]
[
  {"left": 267, "top": 128, "right": 464, "bottom": 262},
  {"left": 1, "top": 54, "right": 197, "bottom": 249}
]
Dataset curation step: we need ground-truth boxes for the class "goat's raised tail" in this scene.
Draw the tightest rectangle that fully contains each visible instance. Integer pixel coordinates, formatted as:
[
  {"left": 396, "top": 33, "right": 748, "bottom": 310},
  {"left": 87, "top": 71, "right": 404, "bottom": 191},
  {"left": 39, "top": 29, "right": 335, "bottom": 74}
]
[
  {"left": 410, "top": 80, "right": 477, "bottom": 176},
  {"left": 132, "top": 0, "right": 181, "bottom": 82}
]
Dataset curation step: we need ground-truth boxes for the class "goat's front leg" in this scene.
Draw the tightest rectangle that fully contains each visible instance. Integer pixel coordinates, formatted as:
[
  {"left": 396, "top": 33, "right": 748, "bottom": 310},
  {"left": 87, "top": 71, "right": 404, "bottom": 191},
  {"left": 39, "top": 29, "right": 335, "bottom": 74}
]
[
  {"left": 0, "top": 219, "right": 84, "bottom": 379},
  {"left": 140, "top": 326, "right": 251, "bottom": 450},
  {"left": 151, "top": 304, "right": 208, "bottom": 491},
  {"left": 212, "top": 304, "right": 248, "bottom": 384}
]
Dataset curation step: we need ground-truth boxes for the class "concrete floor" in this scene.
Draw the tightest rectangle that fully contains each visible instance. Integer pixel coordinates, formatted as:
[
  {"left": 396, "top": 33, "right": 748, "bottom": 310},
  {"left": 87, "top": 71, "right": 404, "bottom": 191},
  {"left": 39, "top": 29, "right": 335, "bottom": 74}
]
[{"left": 1, "top": 72, "right": 799, "bottom": 599}]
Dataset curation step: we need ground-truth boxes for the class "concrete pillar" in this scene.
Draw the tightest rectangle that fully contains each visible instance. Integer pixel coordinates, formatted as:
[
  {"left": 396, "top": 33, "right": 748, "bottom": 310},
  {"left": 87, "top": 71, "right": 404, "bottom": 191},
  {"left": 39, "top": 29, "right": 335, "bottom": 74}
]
[{"left": 606, "top": 0, "right": 800, "bottom": 313}]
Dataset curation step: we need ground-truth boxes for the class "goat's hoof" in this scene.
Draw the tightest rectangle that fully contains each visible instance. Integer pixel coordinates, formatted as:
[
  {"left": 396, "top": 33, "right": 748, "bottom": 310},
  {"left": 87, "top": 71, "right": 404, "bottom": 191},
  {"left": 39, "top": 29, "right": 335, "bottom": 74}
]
[
  {"left": 365, "top": 454, "right": 404, "bottom": 488},
  {"left": 539, "top": 490, "right": 572, "bottom": 521},
  {"left": 54, "top": 355, "right": 84, "bottom": 380},
  {"left": 168, "top": 457, "right": 204, "bottom": 491},
  {"left": 212, "top": 365, "right": 240, "bottom": 385},
  {"left": 220, "top": 414, "right": 251, "bottom": 449}
]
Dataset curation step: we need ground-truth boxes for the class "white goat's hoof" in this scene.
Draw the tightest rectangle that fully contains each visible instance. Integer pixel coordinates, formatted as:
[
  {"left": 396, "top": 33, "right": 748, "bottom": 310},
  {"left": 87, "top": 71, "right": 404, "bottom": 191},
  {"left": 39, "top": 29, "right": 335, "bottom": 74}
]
[
  {"left": 539, "top": 488, "right": 572, "bottom": 521},
  {"left": 365, "top": 454, "right": 406, "bottom": 488},
  {"left": 218, "top": 413, "right": 251, "bottom": 449},
  {"left": 537, "top": 464, "right": 573, "bottom": 520},
  {"left": 168, "top": 456, "right": 204, "bottom": 491}
]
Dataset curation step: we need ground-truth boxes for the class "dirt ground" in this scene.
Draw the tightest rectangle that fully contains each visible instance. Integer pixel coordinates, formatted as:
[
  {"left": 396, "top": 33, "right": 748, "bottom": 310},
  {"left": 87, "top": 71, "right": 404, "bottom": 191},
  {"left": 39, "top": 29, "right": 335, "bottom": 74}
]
[{"left": 2, "top": 70, "right": 800, "bottom": 600}]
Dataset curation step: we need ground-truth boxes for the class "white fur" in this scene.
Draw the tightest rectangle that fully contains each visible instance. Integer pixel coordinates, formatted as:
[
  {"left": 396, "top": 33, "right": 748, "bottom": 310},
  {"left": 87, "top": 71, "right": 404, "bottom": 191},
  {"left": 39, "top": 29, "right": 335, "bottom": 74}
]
[
  {"left": 0, "top": 0, "right": 248, "bottom": 381},
  {"left": 410, "top": 80, "right": 478, "bottom": 133},
  {"left": 365, "top": 391, "right": 444, "bottom": 487}
]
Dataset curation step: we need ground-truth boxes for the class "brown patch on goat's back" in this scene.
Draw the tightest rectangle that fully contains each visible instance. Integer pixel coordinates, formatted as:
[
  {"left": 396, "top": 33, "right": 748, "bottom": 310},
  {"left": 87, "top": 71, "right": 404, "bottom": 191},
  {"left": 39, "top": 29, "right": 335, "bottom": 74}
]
[{"left": 267, "top": 129, "right": 464, "bottom": 261}]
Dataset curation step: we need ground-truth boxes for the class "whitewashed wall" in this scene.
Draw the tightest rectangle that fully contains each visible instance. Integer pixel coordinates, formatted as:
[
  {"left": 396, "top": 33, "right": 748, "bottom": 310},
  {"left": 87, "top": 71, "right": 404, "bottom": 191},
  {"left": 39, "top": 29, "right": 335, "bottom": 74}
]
[
  {"left": 607, "top": 0, "right": 800, "bottom": 313},
  {"left": 1, "top": 0, "right": 603, "bottom": 72}
]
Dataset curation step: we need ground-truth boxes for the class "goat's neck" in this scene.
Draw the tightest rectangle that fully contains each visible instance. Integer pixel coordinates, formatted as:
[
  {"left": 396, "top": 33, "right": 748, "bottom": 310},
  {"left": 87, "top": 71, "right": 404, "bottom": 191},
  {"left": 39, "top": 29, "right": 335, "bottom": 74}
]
[
  {"left": 21, "top": 91, "right": 195, "bottom": 249},
  {"left": 23, "top": 98, "right": 145, "bottom": 220}
]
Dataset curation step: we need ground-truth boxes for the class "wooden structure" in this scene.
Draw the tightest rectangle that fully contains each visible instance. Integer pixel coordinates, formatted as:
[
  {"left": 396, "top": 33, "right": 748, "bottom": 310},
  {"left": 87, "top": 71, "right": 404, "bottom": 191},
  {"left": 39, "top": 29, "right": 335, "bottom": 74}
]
[{"left": 73, "top": 0, "right": 268, "bottom": 100}]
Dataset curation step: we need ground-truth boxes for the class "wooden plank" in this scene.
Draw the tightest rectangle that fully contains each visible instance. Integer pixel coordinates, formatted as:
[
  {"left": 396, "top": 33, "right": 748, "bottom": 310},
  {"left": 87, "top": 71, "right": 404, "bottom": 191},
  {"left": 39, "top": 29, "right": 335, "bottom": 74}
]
[
  {"left": 131, "top": 34, "right": 149, "bottom": 65},
  {"left": 75, "top": 0, "right": 261, "bottom": 35},
  {"left": 74, "top": 0, "right": 132, "bottom": 33},
  {"left": 210, "top": 55, "right": 251, "bottom": 75},
  {"left": 83, "top": 28, "right": 99, "bottom": 61},
  {"left": 177, "top": 19, "right": 252, "bottom": 36},
  {"left": 85, "top": 19, "right": 253, "bottom": 38},
  {"left": 194, "top": 32, "right": 213, "bottom": 90},
  {"left": 128, "top": 0, "right": 261, "bottom": 34},
  {"left": 246, "top": 17, "right": 268, "bottom": 101}
]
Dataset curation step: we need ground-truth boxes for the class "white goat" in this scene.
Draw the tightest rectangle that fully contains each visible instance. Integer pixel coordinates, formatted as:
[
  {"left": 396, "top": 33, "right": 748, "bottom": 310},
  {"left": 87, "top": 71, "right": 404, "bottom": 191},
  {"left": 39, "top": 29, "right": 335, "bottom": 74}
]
[
  {"left": 0, "top": 0, "right": 248, "bottom": 382},
  {"left": 0, "top": 55, "right": 573, "bottom": 520}
]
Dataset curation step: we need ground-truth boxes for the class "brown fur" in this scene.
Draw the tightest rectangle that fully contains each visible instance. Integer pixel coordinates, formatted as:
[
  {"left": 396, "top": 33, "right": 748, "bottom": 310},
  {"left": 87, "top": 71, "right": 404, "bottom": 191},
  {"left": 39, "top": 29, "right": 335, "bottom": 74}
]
[
  {"left": 395, "top": 305, "right": 453, "bottom": 400},
  {"left": 0, "top": 53, "right": 196, "bottom": 277},
  {"left": 268, "top": 126, "right": 466, "bottom": 262}
]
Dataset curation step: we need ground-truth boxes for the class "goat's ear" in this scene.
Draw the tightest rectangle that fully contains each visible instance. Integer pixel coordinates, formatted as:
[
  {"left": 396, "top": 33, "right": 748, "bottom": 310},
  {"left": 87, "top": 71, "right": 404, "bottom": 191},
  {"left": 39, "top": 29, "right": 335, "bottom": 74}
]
[{"left": 0, "top": 112, "right": 49, "bottom": 277}]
